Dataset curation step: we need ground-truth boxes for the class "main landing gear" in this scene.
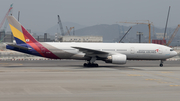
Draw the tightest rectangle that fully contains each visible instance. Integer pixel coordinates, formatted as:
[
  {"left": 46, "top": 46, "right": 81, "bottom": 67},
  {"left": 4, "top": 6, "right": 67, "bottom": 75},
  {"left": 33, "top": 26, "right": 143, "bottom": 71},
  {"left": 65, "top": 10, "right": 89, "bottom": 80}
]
[
  {"left": 159, "top": 60, "right": 163, "bottom": 67},
  {"left": 83, "top": 57, "right": 99, "bottom": 67},
  {"left": 83, "top": 63, "right": 99, "bottom": 67}
]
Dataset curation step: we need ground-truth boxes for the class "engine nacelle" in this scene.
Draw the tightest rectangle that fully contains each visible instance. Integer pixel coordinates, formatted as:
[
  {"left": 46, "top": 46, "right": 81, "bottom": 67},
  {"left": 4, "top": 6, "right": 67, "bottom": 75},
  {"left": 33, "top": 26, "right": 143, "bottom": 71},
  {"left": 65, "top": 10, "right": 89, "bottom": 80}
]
[{"left": 105, "top": 54, "right": 127, "bottom": 64}]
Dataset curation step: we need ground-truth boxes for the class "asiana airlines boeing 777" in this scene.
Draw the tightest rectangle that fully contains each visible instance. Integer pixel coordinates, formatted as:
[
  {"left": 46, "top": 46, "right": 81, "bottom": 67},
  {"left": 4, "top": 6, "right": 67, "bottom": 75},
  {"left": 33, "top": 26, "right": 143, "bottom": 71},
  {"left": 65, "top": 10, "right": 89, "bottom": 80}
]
[{"left": 6, "top": 16, "right": 177, "bottom": 67}]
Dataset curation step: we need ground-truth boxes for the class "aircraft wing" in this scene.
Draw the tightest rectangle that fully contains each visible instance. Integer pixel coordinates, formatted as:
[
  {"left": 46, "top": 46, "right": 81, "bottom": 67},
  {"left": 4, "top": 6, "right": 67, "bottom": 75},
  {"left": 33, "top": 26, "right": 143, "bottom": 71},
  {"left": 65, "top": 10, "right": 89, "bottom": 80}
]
[{"left": 72, "top": 46, "right": 109, "bottom": 57}]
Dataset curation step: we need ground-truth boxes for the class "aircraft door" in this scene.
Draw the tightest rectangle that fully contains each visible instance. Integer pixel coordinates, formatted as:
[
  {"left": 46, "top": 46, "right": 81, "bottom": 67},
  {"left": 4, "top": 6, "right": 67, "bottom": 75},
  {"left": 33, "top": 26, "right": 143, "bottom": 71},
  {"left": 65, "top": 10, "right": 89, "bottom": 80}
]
[
  {"left": 166, "top": 48, "right": 170, "bottom": 54},
  {"left": 130, "top": 47, "right": 135, "bottom": 54},
  {"left": 158, "top": 47, "right": 163, "bottom": 54}
]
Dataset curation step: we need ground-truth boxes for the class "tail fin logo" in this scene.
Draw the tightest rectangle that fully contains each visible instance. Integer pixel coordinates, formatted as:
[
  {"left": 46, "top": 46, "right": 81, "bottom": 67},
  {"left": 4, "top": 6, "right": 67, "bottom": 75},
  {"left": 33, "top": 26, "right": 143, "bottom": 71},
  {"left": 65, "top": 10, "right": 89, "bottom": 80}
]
[
  {"left": 9, "top": 24, "right": 26, "bottom": 44},
  {"left": 7, "top": 16, "right": 60, "bottom": 59},
  {"left": 26, "top": 39, "right": 30, "bottom": 42},
  {"left": 155, "top": 49, "right": 159, "bottom": 52},
  {"left": 7, "top": 16, "right": 38, "bottom": 44}
]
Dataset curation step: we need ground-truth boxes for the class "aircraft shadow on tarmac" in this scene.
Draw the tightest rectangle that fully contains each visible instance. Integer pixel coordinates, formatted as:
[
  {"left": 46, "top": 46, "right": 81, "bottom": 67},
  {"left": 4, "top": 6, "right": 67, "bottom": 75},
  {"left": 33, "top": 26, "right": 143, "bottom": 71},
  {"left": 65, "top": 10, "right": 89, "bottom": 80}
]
[{"left": 0, "top": 60, "right": 179, "bottom": 69}]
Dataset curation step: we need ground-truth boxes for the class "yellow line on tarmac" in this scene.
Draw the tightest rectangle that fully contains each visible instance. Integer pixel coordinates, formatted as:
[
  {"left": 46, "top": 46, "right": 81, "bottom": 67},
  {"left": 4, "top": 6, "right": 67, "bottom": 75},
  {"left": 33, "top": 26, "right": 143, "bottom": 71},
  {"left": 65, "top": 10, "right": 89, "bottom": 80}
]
[
  {"left": 145, "top": 79, "right": 161, "bottom": 81},
  {"left": 0, "top": 63, "right": 23, "bottom": 66},
  {"left": 161, "top": 71, "right": 173, "bottom": 74},
  {"left": 128, "top": 74, "right": 143, "bottom": 76},
  {"left": 158, "top": 82, "right": 173, "bottom": 84},
  {"left": 169, "top": 85, "right": 180, "bottom": 87}
]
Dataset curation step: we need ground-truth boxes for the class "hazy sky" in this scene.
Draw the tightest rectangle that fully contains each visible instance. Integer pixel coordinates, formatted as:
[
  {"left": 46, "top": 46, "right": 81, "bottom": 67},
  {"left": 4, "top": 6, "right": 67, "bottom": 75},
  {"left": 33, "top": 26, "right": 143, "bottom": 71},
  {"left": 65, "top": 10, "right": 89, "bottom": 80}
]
[{"left": 0, "top": 0, "right": 180, "bottom": 32}]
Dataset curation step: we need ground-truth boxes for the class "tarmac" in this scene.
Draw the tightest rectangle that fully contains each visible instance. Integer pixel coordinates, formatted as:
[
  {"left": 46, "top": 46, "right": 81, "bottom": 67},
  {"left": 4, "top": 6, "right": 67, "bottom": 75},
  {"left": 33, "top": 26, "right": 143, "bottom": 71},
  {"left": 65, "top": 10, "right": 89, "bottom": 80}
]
[{"left": 0, "top": 60, "right": 180, "bottom": 101}]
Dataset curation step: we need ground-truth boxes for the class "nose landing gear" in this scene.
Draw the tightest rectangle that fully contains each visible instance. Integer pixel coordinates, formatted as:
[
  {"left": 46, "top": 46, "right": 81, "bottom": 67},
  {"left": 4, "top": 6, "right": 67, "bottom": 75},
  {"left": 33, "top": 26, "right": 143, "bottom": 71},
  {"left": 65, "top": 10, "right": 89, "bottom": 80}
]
[{"left": 159, "top": 60, "right": 163, "bottom": 67}]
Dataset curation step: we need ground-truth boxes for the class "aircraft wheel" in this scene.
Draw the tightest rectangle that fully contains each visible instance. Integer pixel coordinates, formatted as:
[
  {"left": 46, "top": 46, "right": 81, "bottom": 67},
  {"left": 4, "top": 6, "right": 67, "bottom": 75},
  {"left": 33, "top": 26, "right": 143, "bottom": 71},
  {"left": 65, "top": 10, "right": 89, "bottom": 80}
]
[
  {"left": 160, "top": 64, "right": 163, "bottom": 67},
  {"left": 83, "top": 63, "right": 87, "bottom": 67},
  {"left": 87, "top": 63, "right": 92, "bottom": 67},
  {"left": 83, "top": 63, "right": 99, "bottom": 67},
  {"left": 94, "top": 64, "right": 99, "bottom": 67}
]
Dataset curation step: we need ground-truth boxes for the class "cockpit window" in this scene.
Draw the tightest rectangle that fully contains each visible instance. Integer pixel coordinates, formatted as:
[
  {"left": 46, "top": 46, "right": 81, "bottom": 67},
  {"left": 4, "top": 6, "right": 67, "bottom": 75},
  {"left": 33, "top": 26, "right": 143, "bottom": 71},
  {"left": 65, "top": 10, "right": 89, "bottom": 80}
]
[{"left": 170, "top": 49, "right": 174, "bottom": 51}]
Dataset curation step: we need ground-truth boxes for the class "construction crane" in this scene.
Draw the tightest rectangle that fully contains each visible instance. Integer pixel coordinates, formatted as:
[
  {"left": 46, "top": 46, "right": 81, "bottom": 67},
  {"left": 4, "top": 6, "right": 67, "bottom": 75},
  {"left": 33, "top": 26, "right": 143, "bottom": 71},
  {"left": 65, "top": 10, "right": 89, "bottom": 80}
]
[
  {"left": 119, "top": 27, "right": 132, "bottom": 43},
  {"left": 0, "top": 4, "right": 13, "bottom": 31},
  {"left": 66, "top": 26, "right": 74, "bottom": 35},
  {"left": 118, "top": 20, "right": 154, "bottom": 43},
  {"left": 66, "top": 26, "right": 69, "bottom": 35},
  {"left": 164, "top": 6, "right": 171, "bottom": 41},
  {"left": 57, "top": 15, "right": 65, "bottom": 36},
  {"left": 166, "top": 24, "right": 180, "bottom": 46},
  {"left": 0, "top": 4, "right": 13, "bottom": 42},
  {"left": 73, "top": 27, "right": 75, "bottom": 35},
  {"left": 18, "top": 11, "right": 20, "bottom": 21},
  {"left": 162, "top": 6, "right": 171, "bottom": 45}
]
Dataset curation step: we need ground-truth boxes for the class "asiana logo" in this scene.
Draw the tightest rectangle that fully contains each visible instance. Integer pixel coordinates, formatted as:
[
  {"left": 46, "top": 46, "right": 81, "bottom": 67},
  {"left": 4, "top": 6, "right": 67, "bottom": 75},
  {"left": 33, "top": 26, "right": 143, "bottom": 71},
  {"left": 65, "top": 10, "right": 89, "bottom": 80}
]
[
  {"left": 155, "top": 49, "right": 159, "bottom": 52},
  {"left": 137, "top": 49, "right": 159, "bottom": 54}
]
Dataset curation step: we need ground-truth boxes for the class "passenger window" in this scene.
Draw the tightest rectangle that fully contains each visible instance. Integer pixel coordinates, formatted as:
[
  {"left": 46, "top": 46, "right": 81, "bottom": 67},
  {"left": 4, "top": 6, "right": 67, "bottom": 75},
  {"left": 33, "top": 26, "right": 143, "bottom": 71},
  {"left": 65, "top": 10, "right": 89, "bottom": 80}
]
[{"left": 170, "top": 49, "right": 173, "bottom": 51}]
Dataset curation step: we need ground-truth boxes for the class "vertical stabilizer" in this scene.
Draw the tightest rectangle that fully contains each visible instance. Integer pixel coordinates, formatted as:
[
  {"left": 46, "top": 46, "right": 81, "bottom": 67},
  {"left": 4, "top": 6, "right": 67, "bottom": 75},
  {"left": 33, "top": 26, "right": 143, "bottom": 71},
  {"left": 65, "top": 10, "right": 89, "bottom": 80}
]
[{"left": 7, "top": 16, "right": 38, "bottom": 44}]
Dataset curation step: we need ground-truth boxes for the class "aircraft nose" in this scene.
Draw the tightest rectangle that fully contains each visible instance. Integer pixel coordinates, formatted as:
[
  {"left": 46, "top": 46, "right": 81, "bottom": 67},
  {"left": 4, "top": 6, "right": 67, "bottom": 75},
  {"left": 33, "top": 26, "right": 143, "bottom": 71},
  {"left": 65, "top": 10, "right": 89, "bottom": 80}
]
[{"left": 173, "top": 51, "right": 177, "bottom": 57}]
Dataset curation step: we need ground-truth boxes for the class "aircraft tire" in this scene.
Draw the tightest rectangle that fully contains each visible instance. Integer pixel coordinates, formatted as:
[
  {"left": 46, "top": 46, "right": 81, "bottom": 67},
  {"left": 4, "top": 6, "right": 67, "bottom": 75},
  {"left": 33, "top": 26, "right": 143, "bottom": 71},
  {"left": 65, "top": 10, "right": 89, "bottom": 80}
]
[
  {"left": 83, "top": 63, "right": 87, "bottom": 67},
  {"left": 83, "top": 63, "right": 99, "bottom": 67},
  {"left": 160, "top": 64, "right": 163, "bottom": 67},
  {"left": 94, "top": 64, "right": 99, "bottom": 67}
]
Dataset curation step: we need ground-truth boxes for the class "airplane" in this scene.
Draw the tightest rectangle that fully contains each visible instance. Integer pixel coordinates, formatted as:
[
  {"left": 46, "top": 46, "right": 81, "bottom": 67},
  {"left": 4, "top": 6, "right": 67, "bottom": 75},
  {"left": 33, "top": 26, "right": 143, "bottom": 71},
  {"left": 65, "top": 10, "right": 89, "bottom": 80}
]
[{"left": 6, "top": 16, "right": 177, "bottom": 67}]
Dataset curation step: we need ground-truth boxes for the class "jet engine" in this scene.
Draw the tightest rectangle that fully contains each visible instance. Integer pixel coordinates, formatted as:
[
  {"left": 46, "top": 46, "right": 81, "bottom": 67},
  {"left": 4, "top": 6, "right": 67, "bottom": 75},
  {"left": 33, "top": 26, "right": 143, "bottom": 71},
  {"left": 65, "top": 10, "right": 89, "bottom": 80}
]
[{"left": 104, "top": 54, "right": 127, "bottom": 64}]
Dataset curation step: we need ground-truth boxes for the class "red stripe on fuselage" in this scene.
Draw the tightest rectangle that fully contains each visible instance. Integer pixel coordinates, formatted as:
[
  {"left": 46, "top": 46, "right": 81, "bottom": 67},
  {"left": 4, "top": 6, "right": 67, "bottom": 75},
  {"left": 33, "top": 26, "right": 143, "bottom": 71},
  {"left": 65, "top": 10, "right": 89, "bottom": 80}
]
[
  {"left": 21, "top": 26, "right": 59, "bottom": 59},
  {"left": 28, "top": 42, "right": 45, "bottom": 57},
  {"left": 21, "top": 26, "right": 45, "bottom": 57}
]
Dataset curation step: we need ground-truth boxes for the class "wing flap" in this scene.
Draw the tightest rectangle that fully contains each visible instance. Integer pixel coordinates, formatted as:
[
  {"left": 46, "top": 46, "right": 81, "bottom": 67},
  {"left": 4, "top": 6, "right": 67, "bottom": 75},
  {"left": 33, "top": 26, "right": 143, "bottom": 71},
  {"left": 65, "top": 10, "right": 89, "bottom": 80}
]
[{"left": 72, "top": 46, "right": 108, "bottom": 57}]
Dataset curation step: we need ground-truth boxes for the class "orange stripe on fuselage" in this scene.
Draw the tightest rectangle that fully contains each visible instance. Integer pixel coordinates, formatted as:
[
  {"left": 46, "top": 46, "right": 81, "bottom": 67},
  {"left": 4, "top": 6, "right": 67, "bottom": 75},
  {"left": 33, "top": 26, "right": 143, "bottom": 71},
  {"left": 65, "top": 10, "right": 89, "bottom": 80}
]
[
  {"left": 22, "top": 31, "right": 45, "bottom": 57},
  {"left": 28, "top": 42, "right": 45, "bottom": 57}
]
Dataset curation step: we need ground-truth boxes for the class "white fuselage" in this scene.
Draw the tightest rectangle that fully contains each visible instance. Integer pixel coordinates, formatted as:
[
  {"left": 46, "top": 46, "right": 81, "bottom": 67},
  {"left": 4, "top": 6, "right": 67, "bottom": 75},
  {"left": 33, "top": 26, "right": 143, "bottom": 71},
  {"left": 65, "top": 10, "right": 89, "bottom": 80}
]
[{"left": 44, "top": 42, "right": 177, "bottom": 60}]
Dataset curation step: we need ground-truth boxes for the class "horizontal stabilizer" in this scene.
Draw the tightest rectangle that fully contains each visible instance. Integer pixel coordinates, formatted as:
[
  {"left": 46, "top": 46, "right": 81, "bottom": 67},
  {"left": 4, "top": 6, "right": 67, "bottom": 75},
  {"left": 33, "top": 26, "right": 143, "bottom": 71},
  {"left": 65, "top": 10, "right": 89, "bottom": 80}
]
[{"left": 7, "top": 44, "right": 31, "bottom": 50}]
